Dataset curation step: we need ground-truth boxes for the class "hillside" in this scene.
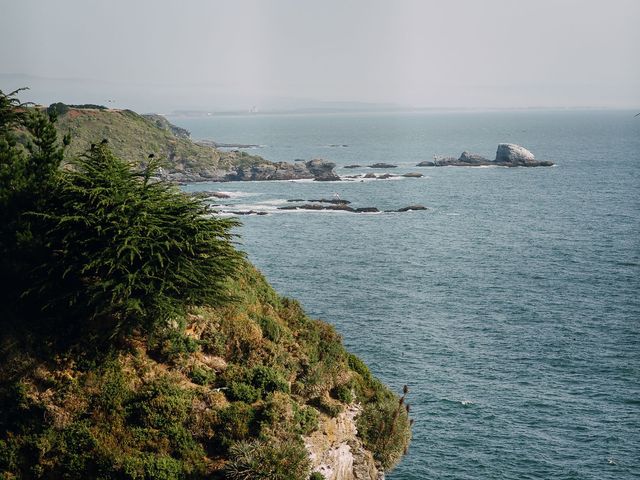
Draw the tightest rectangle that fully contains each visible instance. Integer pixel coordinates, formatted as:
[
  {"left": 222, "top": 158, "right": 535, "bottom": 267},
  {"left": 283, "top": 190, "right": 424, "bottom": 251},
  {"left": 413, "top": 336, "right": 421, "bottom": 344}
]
[
  {"left": 49, "top": 103, "right": 269, "bottom": 182},
  {"left": 1, "top": 91, "right": 411, "bottom": 479},
  {"left": 0, "top": 261, "right": 411, "bottom": 479}
]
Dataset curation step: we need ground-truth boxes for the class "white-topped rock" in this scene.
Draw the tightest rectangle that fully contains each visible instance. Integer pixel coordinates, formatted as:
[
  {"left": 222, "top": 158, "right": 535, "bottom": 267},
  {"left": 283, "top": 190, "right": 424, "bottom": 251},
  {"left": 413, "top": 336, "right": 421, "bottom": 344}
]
[{"left": 495, "top": 143, "right": 536, "bottom": 165}]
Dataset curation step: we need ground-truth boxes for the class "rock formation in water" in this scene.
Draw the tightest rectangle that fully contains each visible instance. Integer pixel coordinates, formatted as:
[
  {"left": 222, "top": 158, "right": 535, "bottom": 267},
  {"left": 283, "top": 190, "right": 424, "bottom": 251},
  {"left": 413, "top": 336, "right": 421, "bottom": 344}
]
[
  {"left": 416, "top": 144, "right": 553, "bottom": 167},
  {"left": 225, "top": 159, "right": 340, "bottom": 181}
]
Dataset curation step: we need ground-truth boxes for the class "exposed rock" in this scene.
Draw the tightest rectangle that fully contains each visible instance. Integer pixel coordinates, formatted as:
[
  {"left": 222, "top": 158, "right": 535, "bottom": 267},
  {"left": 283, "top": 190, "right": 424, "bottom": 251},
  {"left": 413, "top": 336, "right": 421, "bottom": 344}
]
[
  {"left": 363, "top": 173, "right": 377, "bottom": 179},
  {"left": 344, "top": 165, "right": 362, "bottom": 169},
  {"left": 279, "top": 204, "right": 355, "bottom": 212},
  {"left": 396, "top": 205, "right": 427, "bottom": 212},
  {"left": 495, "top": 143, "right": 534, "bottom": 164},
  {"left": 306, "top": 159, "right": 341, "bottom": 181},
  {"left": 224, "top": 159, "right": 340, "bottom": 181},
  {"left": 231, "top": 210, "right": 269, "bottom": 216},
  {"left": 417, "top": 145, "right": 553, "bottom": 167},
  {"left": 494, "top": 143, "right": 554, "bottom": 166},
  {"left": 458, "top": 151, "right": 492, "bottom": 165},
  {"left": 376, "top": 173, "right": 395, "bottom": 179},
  {"left": 308, "top": 198, "right": 352, "bottom": 205},
  {"left": 355, "top": 207, "right": 380, "bottom": 213},
  {"left": 305, "top": 404, "right": 381, "bottom": 480},
  {"left": 402, "top": 172, "right": 424, "bottom": 178},
  {"left": 188, "top": 191, "right": 231, "bottom": 199},
  {"left": 369, "top": 163, "right": 397, "bottom": 168}
]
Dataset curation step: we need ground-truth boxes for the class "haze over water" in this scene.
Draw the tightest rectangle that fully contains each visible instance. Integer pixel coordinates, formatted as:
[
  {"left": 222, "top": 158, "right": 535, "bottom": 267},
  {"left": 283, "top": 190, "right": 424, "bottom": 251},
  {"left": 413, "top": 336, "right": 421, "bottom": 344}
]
[{"left": 180, "top": 110, "right": 640, "bottom": 479}]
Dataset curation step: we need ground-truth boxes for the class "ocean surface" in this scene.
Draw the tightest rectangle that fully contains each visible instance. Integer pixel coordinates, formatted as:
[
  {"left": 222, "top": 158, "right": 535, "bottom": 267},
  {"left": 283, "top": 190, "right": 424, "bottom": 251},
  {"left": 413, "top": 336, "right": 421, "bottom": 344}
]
[{"left": 174, "top": 110, "right": 640, "bottom": 479}]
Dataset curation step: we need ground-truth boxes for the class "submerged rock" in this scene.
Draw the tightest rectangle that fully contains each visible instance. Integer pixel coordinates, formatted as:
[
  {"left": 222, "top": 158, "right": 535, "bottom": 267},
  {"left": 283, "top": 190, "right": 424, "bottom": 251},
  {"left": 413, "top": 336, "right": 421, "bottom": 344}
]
[
  {"left": 402, "top": 172, "right": 424, "bottom": 178},
  {"left": 369, "top": 163, "right": 397, "bottom": 168}
]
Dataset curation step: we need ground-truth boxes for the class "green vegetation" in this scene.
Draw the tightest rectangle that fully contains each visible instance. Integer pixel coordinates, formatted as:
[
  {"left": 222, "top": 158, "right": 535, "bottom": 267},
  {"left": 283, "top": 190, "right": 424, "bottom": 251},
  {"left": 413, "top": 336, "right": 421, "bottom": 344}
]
[
  {"left": 0, "top": 90, "right": 411, "bottom": 479},
  {"left": 49, "top": 102, "right": 269, "bottom": 178}
]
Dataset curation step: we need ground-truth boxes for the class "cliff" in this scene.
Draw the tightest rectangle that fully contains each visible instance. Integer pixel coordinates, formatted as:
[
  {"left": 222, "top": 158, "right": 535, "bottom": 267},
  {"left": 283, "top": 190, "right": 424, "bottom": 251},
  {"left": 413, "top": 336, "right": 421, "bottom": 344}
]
[
  {"left": 50, "top": 104, "right": 338, "bottom": 182},
  {"left": 0, "top": 262, "right": 411, "bottom": 479},
  {"left": 0, "top": 91, "right": 410, "bottom": 479}
]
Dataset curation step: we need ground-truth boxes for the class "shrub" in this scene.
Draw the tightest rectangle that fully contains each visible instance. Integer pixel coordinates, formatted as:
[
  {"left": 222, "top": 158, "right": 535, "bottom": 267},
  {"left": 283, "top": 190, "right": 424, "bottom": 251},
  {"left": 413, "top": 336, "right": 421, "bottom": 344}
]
[
  {"left": 309, "top": 473, "right": 326, "bottom": 480},
  {"left": 258, "top": 315, "right": 282, "bottom": 343},
  {"left": 188, "top": 366, "right": 216, "bottom": 386},
  {"left": 356, "top": 393, "right": 411, "bottom": 471},
  {"left": 149, "top": 327, "right": 199, "bottom": 363},
  {"left": 293, "top": 404, "right": 319, "bottom": 436},
  {"left": 331, "top": 384, "right": 354, "bottom": 404},
  {"left": 217, "top": 402, "right": 257, "bottom": 448},
  {"left": 347, "top": 353, "right": 371, "bottom": 381},
  {"left": 250, "top": 365, "right": 289, "bottom": 395},
  {"left": 28, "top": 143, "right": 242, "bottom": 335},
  {"left": 309, "top": 396, "right": 343, "bottom": 418},
  {"left": 227, "top": 382, "right": 260, "bottom": 403},
  {"left": 128, "top": 377, "right": 192, "bottom": 430},
  {"left": 225, "top": 438, "right": 310, "bottom": 480}
]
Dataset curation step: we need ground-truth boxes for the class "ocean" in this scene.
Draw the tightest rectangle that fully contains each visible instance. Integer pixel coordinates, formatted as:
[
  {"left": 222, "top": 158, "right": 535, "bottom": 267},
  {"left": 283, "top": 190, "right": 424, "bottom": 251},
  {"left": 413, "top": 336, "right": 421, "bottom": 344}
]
[{"left": 175, "top": 110, "right": 640, "bottom": 479}]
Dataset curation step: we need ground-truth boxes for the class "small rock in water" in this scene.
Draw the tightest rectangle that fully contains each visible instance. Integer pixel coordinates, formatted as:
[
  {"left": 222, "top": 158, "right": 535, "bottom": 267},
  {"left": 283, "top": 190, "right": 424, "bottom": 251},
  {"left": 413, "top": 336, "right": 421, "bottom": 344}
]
[
  {"left": 397, "top": 204, "right": 428, "bottom": 212},
  {"left": 369, "top": 162, "right": 397, "bottom": 168}
]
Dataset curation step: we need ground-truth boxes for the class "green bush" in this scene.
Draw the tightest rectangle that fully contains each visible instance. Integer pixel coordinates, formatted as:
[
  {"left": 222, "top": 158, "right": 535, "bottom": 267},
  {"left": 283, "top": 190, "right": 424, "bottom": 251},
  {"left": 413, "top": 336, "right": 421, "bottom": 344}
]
[
  {"left": 188, "top": 366, "right": 216, "bottom": 386},
  {"left": 217, "top": 402, "right": 257, "bottom": 447},
  {"left": 347, "top": 353, "right": 371, "bottom": 380},
  {"left": 149, "top": 328, "right": 200, "bottom": 362},
  {"left": 293, "top": 404, "right": 319, "bottom": 435},
  {"left": 227, "top": 382, "right": 260, "bottom": 403},
  {"left": 27, "top": 143, "right": 242, "bottom": 335},
  {"left": 199, "top": 327, "right": 227, "bottom": 356},
  {"left": 309, "top": 396, "right": 343, "bottom": 418},
  {"left": 250, "top": 365, "right": 289, "bottom": 395},
  {"left": 258, "top": 315, "right": 283, "bottom": 343},
  {"left": 331, "top": 384, "right": 354, "bottom": 404},
  {"left": 128, "top": 378, "right": 192, "bottom": 430},
  {"left": 225, "top": 438, "right": 310, "bottom": 480},
  {"left": 309, "top": 473, "right": 326, "bottom": 480},
  {"left": 357, "top": 394, "right": 411, "bottom": 471}
]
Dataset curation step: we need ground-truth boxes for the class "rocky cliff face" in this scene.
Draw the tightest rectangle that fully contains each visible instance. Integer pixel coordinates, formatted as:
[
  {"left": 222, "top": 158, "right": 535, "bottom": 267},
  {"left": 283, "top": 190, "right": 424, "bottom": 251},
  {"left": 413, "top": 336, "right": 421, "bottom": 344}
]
[{"left": 305, "top": 405, "right": 383, "bottom": 480}]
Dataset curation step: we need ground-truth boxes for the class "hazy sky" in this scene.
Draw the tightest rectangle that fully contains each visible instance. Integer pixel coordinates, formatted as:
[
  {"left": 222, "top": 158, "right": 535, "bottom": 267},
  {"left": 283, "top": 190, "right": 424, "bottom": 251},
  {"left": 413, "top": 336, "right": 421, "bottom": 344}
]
[{"left": 2, "top": 0, "right": 639, "bottom": 111}]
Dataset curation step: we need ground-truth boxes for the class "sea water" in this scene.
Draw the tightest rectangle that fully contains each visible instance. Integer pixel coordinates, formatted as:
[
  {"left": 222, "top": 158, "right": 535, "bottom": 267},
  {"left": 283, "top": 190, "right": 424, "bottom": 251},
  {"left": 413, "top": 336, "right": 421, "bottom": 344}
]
[{"left": 176, "top": 110, "right": 640, "bottom": 479}]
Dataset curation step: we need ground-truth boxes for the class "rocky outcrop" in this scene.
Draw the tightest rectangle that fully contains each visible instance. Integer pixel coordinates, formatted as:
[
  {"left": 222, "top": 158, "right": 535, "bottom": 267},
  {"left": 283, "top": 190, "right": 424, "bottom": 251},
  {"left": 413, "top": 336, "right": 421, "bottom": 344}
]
[
  {"left": 224, "top": 159, "right": 340, "bottom": 181},
  {"left": 305, "top": 404, "right": 382, "bottom": 480},
  {"left": 395, "top": 204, "right": 427, "bottom": 212},
  {"left": 494, "top": 143, "right": 553, "bottom": 166},
  {"left": 458, "top": 151, "right": 492, "bottom": 165},
  {"left": 416, "top": 144, "right": 553, "bottom": 167},
  {"left": 369, "top": 163, "right": 397, "bottom": 169},
  {"left": 306, "top": 159, "right": 341, "bottom": 181}
]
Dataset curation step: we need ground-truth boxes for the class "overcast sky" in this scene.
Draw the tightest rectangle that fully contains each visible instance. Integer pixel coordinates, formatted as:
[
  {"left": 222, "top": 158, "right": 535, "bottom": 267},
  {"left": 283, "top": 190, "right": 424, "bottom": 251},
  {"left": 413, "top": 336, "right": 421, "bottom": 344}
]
[{"left": 1, "top": 0, "right": 639, "bottom": 112}]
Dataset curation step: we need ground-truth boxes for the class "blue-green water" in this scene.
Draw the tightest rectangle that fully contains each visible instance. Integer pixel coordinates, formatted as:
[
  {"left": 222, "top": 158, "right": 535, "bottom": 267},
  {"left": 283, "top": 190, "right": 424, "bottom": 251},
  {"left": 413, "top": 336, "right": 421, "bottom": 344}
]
[{"left": 176, "top": 111, "right": 640, "bottom": 479}]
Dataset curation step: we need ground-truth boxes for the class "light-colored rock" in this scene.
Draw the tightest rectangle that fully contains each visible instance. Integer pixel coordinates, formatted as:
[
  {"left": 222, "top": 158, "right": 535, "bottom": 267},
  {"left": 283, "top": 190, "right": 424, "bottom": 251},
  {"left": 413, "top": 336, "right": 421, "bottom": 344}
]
[
  {"left": 305, "top": 404, "right": 382, "bottom": 480},
  {"left": 495, "top": 143, "right": 535, "bottom": 165}
]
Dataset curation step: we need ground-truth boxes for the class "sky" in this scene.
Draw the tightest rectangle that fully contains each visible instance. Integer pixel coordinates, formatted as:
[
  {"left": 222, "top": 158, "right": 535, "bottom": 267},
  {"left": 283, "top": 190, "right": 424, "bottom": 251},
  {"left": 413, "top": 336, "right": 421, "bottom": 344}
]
[{"left": 1, "top": 0, "right": 639, "bottom": 112}]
